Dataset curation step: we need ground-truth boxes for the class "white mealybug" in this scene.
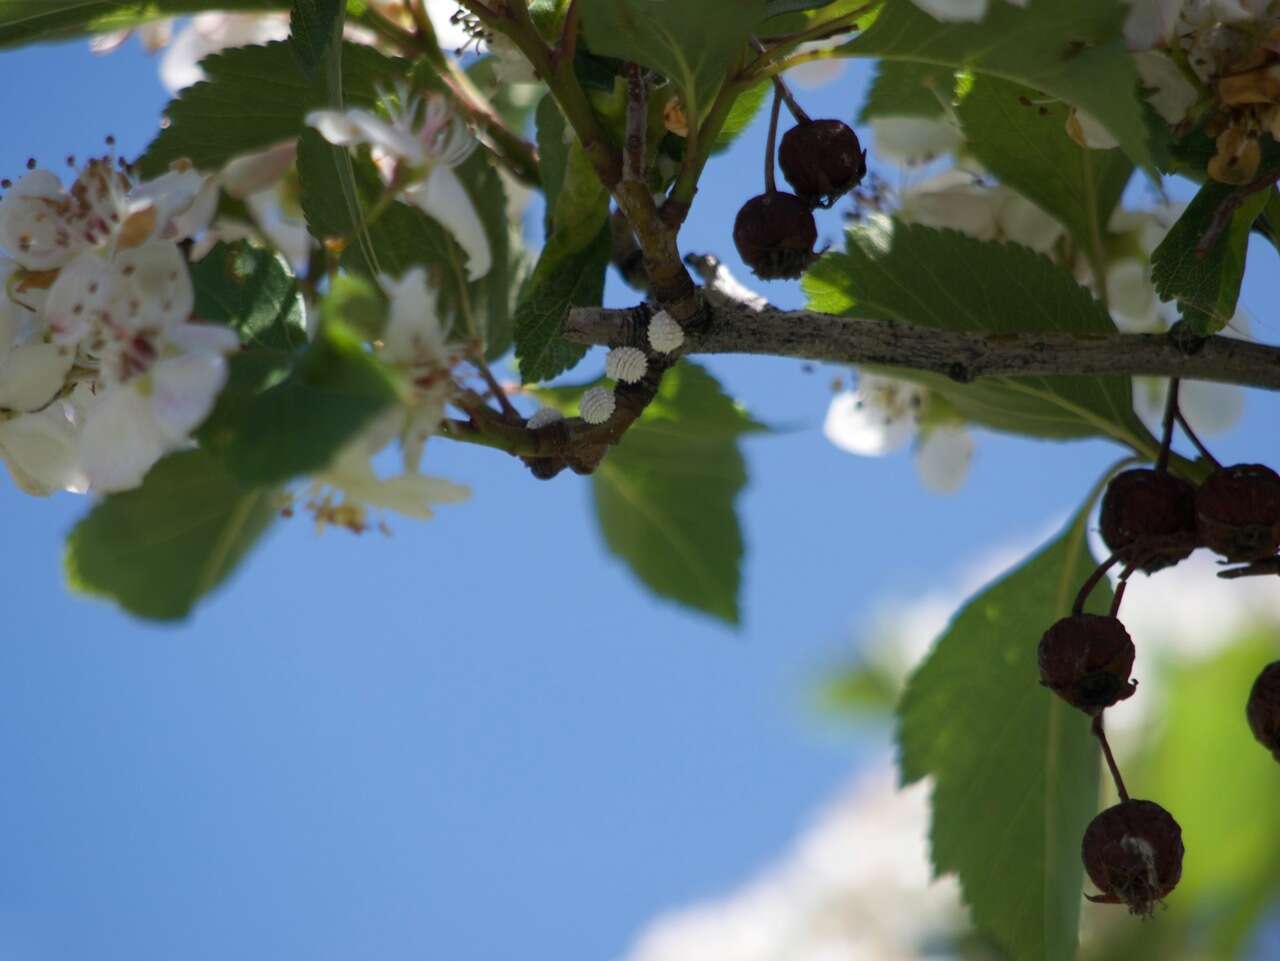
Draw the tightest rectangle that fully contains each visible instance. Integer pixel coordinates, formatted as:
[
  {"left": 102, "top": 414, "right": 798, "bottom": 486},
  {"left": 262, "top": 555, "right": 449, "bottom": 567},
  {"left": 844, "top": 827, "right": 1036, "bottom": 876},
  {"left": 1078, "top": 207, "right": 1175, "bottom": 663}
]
[
  {"left": 525, "top": 407, "right": 565, "bottom": 430},
  {"left": 604, "top": 346, "right": 647, "bottom": 384},
  {"left": 579, "top": 386, "right": 616, "bottom": 425},
  {"left": 647, "top": 310, "right": 684, "bottom": 353}
]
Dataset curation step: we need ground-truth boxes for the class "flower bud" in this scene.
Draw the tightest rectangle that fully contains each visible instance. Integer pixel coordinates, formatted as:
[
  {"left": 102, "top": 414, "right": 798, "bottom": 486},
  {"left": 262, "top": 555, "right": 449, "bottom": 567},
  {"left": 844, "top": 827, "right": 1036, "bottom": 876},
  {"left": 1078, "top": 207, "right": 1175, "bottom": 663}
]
[
  {"left": 732, "top": 191, "right": 818, "bottom": 280},
  {"left": 1082, "top": 799, "right": 1183, "bottom": 917},
  {"left": 1038, "top": 613, "right": 1137, "bottom": 714},
  {"left": 778, "top": 119, "right": 866, "bottom": 209},
  {"left": 1195, "top": 463, "right": 1280, "bottom": 562},
  {"left": 1099, "top": 468, "right": 1198, "bottom": 572}
]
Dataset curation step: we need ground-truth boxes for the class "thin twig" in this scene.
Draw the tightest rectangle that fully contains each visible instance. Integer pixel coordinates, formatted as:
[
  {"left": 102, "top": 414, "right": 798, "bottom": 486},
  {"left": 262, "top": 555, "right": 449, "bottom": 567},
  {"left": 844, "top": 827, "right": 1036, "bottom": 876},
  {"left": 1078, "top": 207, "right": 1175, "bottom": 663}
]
[
  {"left": 764, "top": 86, "right": 782, "bottom": 193},
  {"left": 469, "top": 356, "right": 520, "bottom": 422},
  {"left": 1175, "top": 409, "right": 1223, "bottom": 468},
  {"left": 1108, "top": 563, "right": 1137, "bottom": 618},
  {"left": 1092, "top": 714, "right": 1131, "bottom": 802},
  {"left": 624, "top": 63, "right": 648, "bottom": 183},
  {"left": 1074, "top": 551, "right": 1124, "bottom": 616},
  {"left": 1156, "top": 377, "right": 1180, "bottom": 473}
]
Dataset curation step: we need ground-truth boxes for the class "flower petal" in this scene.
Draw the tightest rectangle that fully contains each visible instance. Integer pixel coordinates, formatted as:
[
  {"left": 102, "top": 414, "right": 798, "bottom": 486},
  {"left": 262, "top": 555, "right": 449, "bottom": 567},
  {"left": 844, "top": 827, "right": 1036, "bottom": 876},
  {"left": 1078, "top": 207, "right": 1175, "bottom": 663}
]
[
  {"left": 915, "top": 425, "right": 974, "bottom": 494},
  {"left": 148, "top": 351, "right": 228, "bottom": 444},
  {"left": 79, "top": 386, "right": 167, "bottom": 491},
  {"left": 0, "top": 402, "right": 85, "bottom": 495},
  {"left": 402, "top": 165, "right": 491, "bottom": 280},
  {"left": 0, "top": 342, "right": 74, "bottom": 411}
]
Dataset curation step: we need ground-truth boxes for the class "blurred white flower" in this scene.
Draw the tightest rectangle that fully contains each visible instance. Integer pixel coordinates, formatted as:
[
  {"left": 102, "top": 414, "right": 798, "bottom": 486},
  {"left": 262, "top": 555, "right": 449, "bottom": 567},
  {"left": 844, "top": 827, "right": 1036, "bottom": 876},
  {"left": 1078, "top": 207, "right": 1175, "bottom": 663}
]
[
  {"left": 1106, "top": 259, "right": 1163, "bottom": 332},
  {"left": 0, "top": 400, "right": 86, "bottom": 495},
  {"left": 307, "top": 89, "right": 490, "bottom": 280},
  {"left": 307, "top": 407, "right": 469, "bottom": 531},
  {"left": 897, "top": 172, "right": 1064, "bottom": 253},
  {"left": 914, "top": 425, "right": 974, "bottom": 495},
  {"left": 90, "top": 20, "right": 174, "bottom": 55},
  {"left": 1134, "top": 51, "right": 1200, "bottom": 123},
  {"left": 488, "top": 34, "right": 538, "bottom": 85},
  {"left": 870, "top": 117, "right": 962, "bottom": 167},
  {"left": 1066, "top": 109, "right": 1120, "bottom": 150},
  {"left": 908, "top": 0, "right": 1027, "bottom": 21},
  {"left": 77, "top": 322, "right": 239, "bottom": 492},
  {"left": 624, "top": 766, "right": 962, "bottom": 961},
  {"left": 824, "top": 375, "right": 922, "bottom": 457},
  {"left": 1132, "top": 376, "right": 1245, "bottom": 439},
  {"left": 159, "top": 13, "right": 290, "bottom": 93}
]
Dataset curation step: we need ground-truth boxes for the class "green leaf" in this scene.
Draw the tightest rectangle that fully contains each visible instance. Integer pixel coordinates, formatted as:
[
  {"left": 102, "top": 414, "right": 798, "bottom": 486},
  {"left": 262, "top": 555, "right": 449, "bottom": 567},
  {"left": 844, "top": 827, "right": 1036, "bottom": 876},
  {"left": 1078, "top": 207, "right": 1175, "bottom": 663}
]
[
  {"left": 318, "top": 271, "right": 383, "bottom": 340},
  {"left": 579, "top": 0, "right": 764, "bottom": 125},
  {"left": 765, "top": 0, "right": 837, "bottom": 15},
  {"left": 534, "top": 94, "right": 570, "bottom": 235},
  {"left": 957, "top": 75, "right": 1133, "bottom": 259},
  {"left": 897, "top": 500, "right": 1105, "bottom": 961},
  {"left": 197, "top": 320, "right": 398, "bottom": 486},
  {"left": 138, "top": 40, "right": 399, "bottom": 177},
  {"left": 65, "top": 449, "right": 278, "bottom": 621},
  {"left": 594, "top": 362, "right": 765, "bottom": 624},
  {"left": 858, "top": 60, "right": 951, "bottom": 122},
  {"left": 821, "top": 661, "right": 900, "bottom": 715},
  {"left": 289, "top": 0, "right": 343, "bottom": 76},
  {"left": 804, "top": 217, "right": 1154, "bottom": 451},
  {"left": 710, "top": 79, "right": 770, "bottom": 154},
  {"left": 0, "top": 0, "right": 285, "bottom": 49},
  {"left": 1150, "top": 179, "right": 1266, "bottom": 335},
  {"left": 190, "top": 240, "right": 308, "bottom": 351},
  {"left": 296, "top": 134, "right": 514, "bottom": 356},
  {"left": 759, "top": 0, "right": 878, "bottom": 35},
  {"left": 514, "top": 130, "right": 611, "bottom": 382},
  {"left": 513, "top": 225, "right": 609, "bottom": 382},
  {"left": 843, "top": 0, "right": 1153, "bottom": 172}
]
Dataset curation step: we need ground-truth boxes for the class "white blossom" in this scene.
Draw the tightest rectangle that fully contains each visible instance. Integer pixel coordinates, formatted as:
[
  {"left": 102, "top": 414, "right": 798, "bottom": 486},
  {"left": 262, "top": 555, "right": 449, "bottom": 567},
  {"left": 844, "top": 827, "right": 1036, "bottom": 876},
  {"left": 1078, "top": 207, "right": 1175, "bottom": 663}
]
[
  {"left": 1066, "top": 109, "right": 1120, "bottom": 150},
  {"left": 526, "top": 407, "right": 565, "bottom": 430},
  {"left": 77, "top": 322, "right": 239, "bottom": 492},
  {"left": 307, "top": 89, "right": 490, "bottom": 280},
  {"left": 647, "top": 310, "right": 684, "bottom": 353},
  {"left": 823, "top": 375, "right": 923, "bottom": 457},
  {"left": 580, "top": 386, "right": 616, "bottom": 425},
  {"left": 1134, "top": 51, "right": 1200, "bottom": 123},
  {"left": 0, "top": 401, "right": 86, "bottom": 495},
  {"left": 869, "top": 116, "right": 962, "bottom": 167},
  {"left": 90, "top": 20, "right": 174, "bottom": 55},
  {"left": 159, "top": 13, "right": 290, "bottom": 93},
  {"left": 605, "top": 346, "right": 648, "bottom": 384},
  {"left": 914, "top": 425, "right": 974, "bottom": 494}
]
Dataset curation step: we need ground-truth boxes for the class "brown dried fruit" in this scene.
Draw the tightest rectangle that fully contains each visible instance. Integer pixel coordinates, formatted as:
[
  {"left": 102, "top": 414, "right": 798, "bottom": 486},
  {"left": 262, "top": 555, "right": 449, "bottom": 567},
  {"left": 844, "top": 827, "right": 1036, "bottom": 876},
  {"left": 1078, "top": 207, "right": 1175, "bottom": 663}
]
[
  {"left": 1082, "top": 799, "right": 1184, "bottom": 917},
  {"left": 1038, "top": 614, "right": 1137, "bottom": 714},
  {"left": 732, "top": 191, "right": 818, "bottom": 280},
  {"left": 778, "top": 119, "right": 867, "bottom": 209},
  {"left": 1099, "top": 468, "right": 1198, "bottom": 572},
  {"left": 1196, "top": 463, "right": 1280, "bottom": 562},
  {"left": 1247, "top": 661, "right": 1280, "bottom": 762}
]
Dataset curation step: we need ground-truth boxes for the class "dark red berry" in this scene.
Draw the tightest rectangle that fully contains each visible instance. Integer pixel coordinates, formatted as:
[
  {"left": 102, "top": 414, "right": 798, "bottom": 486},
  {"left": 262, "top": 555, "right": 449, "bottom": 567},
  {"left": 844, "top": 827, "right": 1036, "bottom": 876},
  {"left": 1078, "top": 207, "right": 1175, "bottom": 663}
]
[
  {"left": 1195, "top": 463, "right": 1280, "bottom": 562},
  {"left": 1038, "top": 614, "right": 1137, "bottom": 714},
  {"left": 1082, "top": 800, "right": 1183, "bottom": 917},
  {"left": 732, "top": 191, "right": 818, "bottom": 280},
  {"left": 1247, "top": 661, "right": 1280, "bottom": 762},
  {"left": 778, "top": 119, "right": 867, "bottom": 209},
  {"left": 1099, "top": 468, "right": 1198, "bottom": 572}
]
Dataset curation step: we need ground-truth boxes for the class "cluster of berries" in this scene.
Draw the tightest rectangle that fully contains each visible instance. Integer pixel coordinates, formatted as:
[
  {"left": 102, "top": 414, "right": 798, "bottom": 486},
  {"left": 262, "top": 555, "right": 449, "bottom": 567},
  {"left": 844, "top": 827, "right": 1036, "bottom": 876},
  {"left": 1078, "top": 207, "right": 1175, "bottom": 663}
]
[
  {"left": 1037, "top": 382, "right": 1280, "bottom": 917},
  {"left": 732, "top": 81, "right": 866, "bottom": 281}
]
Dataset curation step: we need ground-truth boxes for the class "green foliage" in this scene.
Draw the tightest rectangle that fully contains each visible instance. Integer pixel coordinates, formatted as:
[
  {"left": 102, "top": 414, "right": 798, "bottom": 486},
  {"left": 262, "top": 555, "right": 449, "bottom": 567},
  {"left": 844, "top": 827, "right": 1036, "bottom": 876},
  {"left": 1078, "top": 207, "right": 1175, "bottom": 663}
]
[
  {"left": 820, "top": 661, "right": 900, "bottom": 715},
  {"left": 0, "top": 0, "right": 284, "bottom": 48},
  {"left": 803, "top": 217, "right": 1154, "bottom": 452},
  {"left": 592, "top": 363, "right": 767, "bottom": 625},
  {"left": 957, "top": 75, "right": 1133, "bottom": 262},
  {"left": 897, "top": 501, "right": 1106, "bottom": 961},
  {"left": 579, "top": 0, "right": 764, "bottom": 125},
  {"left": 515, "top": 117, "right": 612, "bottom": 383},
  {"left": 710, "top": 79, "right": 771, "bottom": 154},
  {"left": 190, "top": 240, "right": 308, "bottom": 351},
  {"left": 198, "top": 320, "right": 398, "bottom": 486},
  {"left": 289, "top": 0, "right": 342, "bottom": 76},
  {"left": 759, "top": 0, "right": 878, "bottom": 36},
  {"left": 138, "top": 40, "right": 398, "bottom": 177},
  {"left": 1151, "top": 181, "right": 1266, "bottom": 335},
  {"left": 858, "top": 60, "right": 952, "bottom": 122},
  {"left": 65, "top": 449, "right": 278, "bottom": 620},
  {"left": 296, "top": 135, "right": 514, "bottom": 356},
  {"left": 844, "top": 0, "right": 1154, "bottom": 172}
]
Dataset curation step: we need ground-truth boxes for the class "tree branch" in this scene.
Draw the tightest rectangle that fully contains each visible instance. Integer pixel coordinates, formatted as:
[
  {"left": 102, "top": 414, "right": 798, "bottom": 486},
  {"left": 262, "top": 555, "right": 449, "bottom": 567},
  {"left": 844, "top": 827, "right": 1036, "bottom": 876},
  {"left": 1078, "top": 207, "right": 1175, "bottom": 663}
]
[{"left": 563, "top": 260, "right": 1280, "bottom": 392}]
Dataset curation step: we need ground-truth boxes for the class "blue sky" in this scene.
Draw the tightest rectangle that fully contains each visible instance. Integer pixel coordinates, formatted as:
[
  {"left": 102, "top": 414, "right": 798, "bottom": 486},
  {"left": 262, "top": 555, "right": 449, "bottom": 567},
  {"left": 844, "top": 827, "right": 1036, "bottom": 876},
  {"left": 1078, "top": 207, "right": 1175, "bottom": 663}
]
[{"left": 0, "top": 31, "right": 1278, "bottom": 961}]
